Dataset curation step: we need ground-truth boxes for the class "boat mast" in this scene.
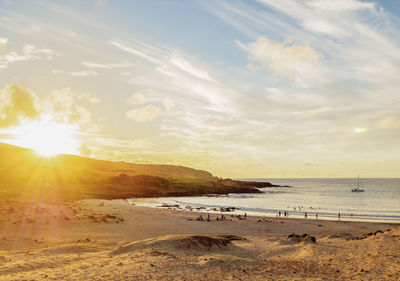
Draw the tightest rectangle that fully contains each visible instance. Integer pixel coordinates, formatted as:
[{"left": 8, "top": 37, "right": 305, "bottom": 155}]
[{"left": 357, "top": 174, "right": 359, "bottom": 189}]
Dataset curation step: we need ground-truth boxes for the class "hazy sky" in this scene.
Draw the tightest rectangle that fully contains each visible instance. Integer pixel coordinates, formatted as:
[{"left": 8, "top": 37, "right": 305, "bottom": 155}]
[{"left": 1, "top": 0, "right": 400, "bottom": 178}]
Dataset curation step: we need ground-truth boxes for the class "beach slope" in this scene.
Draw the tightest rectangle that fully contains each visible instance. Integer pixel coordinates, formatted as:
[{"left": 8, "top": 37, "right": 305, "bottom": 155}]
[{"left": 0, "top": 199, "right": 398, "bottom": 280}]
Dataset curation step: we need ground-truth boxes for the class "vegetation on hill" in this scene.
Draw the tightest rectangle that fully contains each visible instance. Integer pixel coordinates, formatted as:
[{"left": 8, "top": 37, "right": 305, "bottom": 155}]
[{"left": 0, "top": 143, "right": 278, "bottom": 201}]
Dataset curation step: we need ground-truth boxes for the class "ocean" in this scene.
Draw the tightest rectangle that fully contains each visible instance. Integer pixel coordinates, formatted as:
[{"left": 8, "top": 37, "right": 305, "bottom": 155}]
[{"left": 133, "top": 178, "right": 400, "bottom": 223}]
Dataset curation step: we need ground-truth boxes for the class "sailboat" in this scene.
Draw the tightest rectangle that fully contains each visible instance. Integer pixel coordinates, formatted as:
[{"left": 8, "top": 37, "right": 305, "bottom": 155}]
[{"left": 351, "top": 175, "right": 365, "bottom": 192}]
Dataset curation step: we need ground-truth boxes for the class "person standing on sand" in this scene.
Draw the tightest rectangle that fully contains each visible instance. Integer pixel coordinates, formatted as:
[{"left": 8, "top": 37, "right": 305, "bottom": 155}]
[
  {"left": 279, "top": 211, "right": 281, "bottom": 217},
  {"left": 338, "top": 212, "right": 341, "bottom": 221},
  {"left": 304, "top": 212, "right": 307, "bottom": 219},
  {"left": 316, "top": 213, "right": 318, "bottom": 220},
  {"left": 244, "top": 213, "right": 247, "bottom": 220}
]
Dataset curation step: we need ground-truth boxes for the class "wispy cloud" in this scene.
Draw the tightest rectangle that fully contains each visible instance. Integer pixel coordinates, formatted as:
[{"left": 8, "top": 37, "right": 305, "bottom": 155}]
[
  {"left": 193, "top": 0, "right": 400, "bottom": 175},
  {"left": 110, "top": 40, "right": 162, "bottom": 65},
  {"left": 0, "top": 44, "right": 54, "bottom": 69},
  {"left": 170, "top": 55, "right": 216, "bottom": 83},
  {"left": 79, "top": 93, "right": 100, "bottom": 104},
  {"left": 126, "top": 104, "right": 161, "bottom": 122},
  {"left": 236, "top": 36, "right": 322, "bottom": 86},
  {"left": 163, "top": 97, "right": 175, "bottom": 112},
  {"left": 70, "top": 70, "right": 99, "bottom": 77},
  {"left": 306, "top": 0, "right": 375, "bottom": 12},
  {"left": 82, "top": 61, "right": 131, "bottom": 69},
  {"left": 110, "top": 38, "right": 236, "bottom": 114},
  {"left": 127, "top": 92, "right": 147, "bottom": 105},
  {"left": 379, "top": 116, "right": 400, "bottom": 129},
  {"left": 209, "top": 0, "right": 400, "bottom": 87}
]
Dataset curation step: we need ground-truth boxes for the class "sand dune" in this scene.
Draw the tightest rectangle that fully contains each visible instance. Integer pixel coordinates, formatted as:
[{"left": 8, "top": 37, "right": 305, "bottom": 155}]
[{"left": 111, "top": 234, "right": 238, "bottom": 255}]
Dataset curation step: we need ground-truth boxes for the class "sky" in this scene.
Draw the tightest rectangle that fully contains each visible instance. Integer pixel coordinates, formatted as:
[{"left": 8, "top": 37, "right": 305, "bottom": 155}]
[{"left": 0, "top": 0, "right": 400, "bottom": 178}]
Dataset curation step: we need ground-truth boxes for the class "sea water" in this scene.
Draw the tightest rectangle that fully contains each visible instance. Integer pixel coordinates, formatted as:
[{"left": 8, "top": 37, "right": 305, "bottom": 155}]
[{"left": 133, "top": 178, "right": 400, "bottom": 223}]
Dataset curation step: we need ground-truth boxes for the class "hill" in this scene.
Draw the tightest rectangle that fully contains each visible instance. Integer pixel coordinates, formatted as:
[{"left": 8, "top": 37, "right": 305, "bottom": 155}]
[{"left": 0, "top": 143, "right": 276, "bottom": 201}]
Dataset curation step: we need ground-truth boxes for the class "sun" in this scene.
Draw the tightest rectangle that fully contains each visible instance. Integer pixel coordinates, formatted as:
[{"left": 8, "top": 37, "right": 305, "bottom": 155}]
[{"left": 10, "top": 115, "right": 80, "bottom": 157}]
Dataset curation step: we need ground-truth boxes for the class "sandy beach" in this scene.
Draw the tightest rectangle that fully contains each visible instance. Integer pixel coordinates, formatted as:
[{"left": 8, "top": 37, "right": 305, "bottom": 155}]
[{"left": 0, "top": 199, "right": 399, "bottom": 281}]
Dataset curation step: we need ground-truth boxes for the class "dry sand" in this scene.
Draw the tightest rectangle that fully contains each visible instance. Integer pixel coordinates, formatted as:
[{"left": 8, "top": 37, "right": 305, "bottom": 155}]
[{"left": 0, "top": 199, "right": 399, "bottom": 280}]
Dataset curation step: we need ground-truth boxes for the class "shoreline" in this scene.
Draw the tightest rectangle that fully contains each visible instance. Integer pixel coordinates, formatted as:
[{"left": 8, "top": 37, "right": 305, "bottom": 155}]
[{"left": 130, "top": 197, "right": 400, "bottom": 224}]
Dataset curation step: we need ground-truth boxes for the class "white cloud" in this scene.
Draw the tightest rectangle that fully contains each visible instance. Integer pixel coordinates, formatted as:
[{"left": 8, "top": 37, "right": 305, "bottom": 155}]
[
  {"left": 237, "top": 36, "right": 322, "bottom": 86},
  {"left": 213, "top": 0, "right": 400, "bottom": 87},
  {"left": 163, "top": 97, "right": 175, "bottom": 111},
  {"left": 80, "top": 93, "right": 100, "bottom": 104},
  {"left": 71, "top": 70, "right": 99, "bottom": 77},
  {"left": 154, "top": 63, "right": 232, "bottom": 112},
  {"left": 378, "top": 116, "right": 400, "bottom": 129},
  {"left": 0, "top": 85, "right": 99, "bottom": 133},
  {"left": 0, "top": 85, "right": 40, "bottom": 127},
  {"left": 91, "top": 135, "right": 152, "bottom": 150},
  {"left": 0, "top": 38, "right": 7, "bottom": 50},
  {"left": 47, "top": 88, "right": 75, "bottom": 110},
  {"left": 292, "top": 106, "right": 335, "bottom": 117},
  {"left": 0, "top": 44, "right": 54, "bottom": 69},
  {"left": 306, "top": 0, "right": 375, "bottom": 12},
  {"left": 109, "top": 39, "right": 234, "bottom": 113},
  {"left": 127, "top": 92, "right": 146, "bottom": 105},
  {"left": 170, "top": 55, "right": 216, "bottom": 83},
  {"left": 52, "top": 69, "right": 64, "bottom": 74},
  {"left": 79, "top": 142, "right": 92, "bottom": 157},
  {"left": 302, "top": 20, "right": 348, "bottom": 37},
  {"left": 73, "top": 105, "right": 97, "bottom": 132},
  {"left": 53, "top": 69, "right": 101, "bottom": 78},
  {"left": 46, "top": 88, "right": 99, "bottom": 132},
  {"left": 110, "top": 40, "right": 162, "bottom": 64},
  {"left": 126, "top": 105, "right": 161, "bottom": 122},
  {"left": 20, "top": 44, "right": 53, "bottom": 59},
  {"left": 82, "top": 61, "right": 131, "bottom": 69}
]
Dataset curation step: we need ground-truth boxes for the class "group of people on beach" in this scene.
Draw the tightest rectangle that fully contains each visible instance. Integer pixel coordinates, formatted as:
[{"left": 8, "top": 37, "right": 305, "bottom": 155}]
[
  {"left": 196, "top": 213, "right": 228, "bottom": 221},
  {"left": 303, "top": 212, "right": 318, "bottom": 220},
  {"left": 303, "top": 211, "right": 342, "bottom": 220},
  {"left": 195, "top": 210, "right": 347, "bottom": 222},
  {"left": 196, "top": 212, "right": 247, "bottom": 222},
  {"left": 276, "top": 210, "right": 344, "bottom": 221},
  {"left": 278, "top": 211, "right": 289, "bottom": 217}
]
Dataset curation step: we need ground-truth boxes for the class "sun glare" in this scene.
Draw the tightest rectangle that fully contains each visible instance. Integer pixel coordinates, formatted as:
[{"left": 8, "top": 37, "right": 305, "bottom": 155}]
[
  {"left": 9, "top": 115, "right": 80, "bottom": 157},
  {"left": 353, "top": 128, "right": 366, "bottom": 133}
]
